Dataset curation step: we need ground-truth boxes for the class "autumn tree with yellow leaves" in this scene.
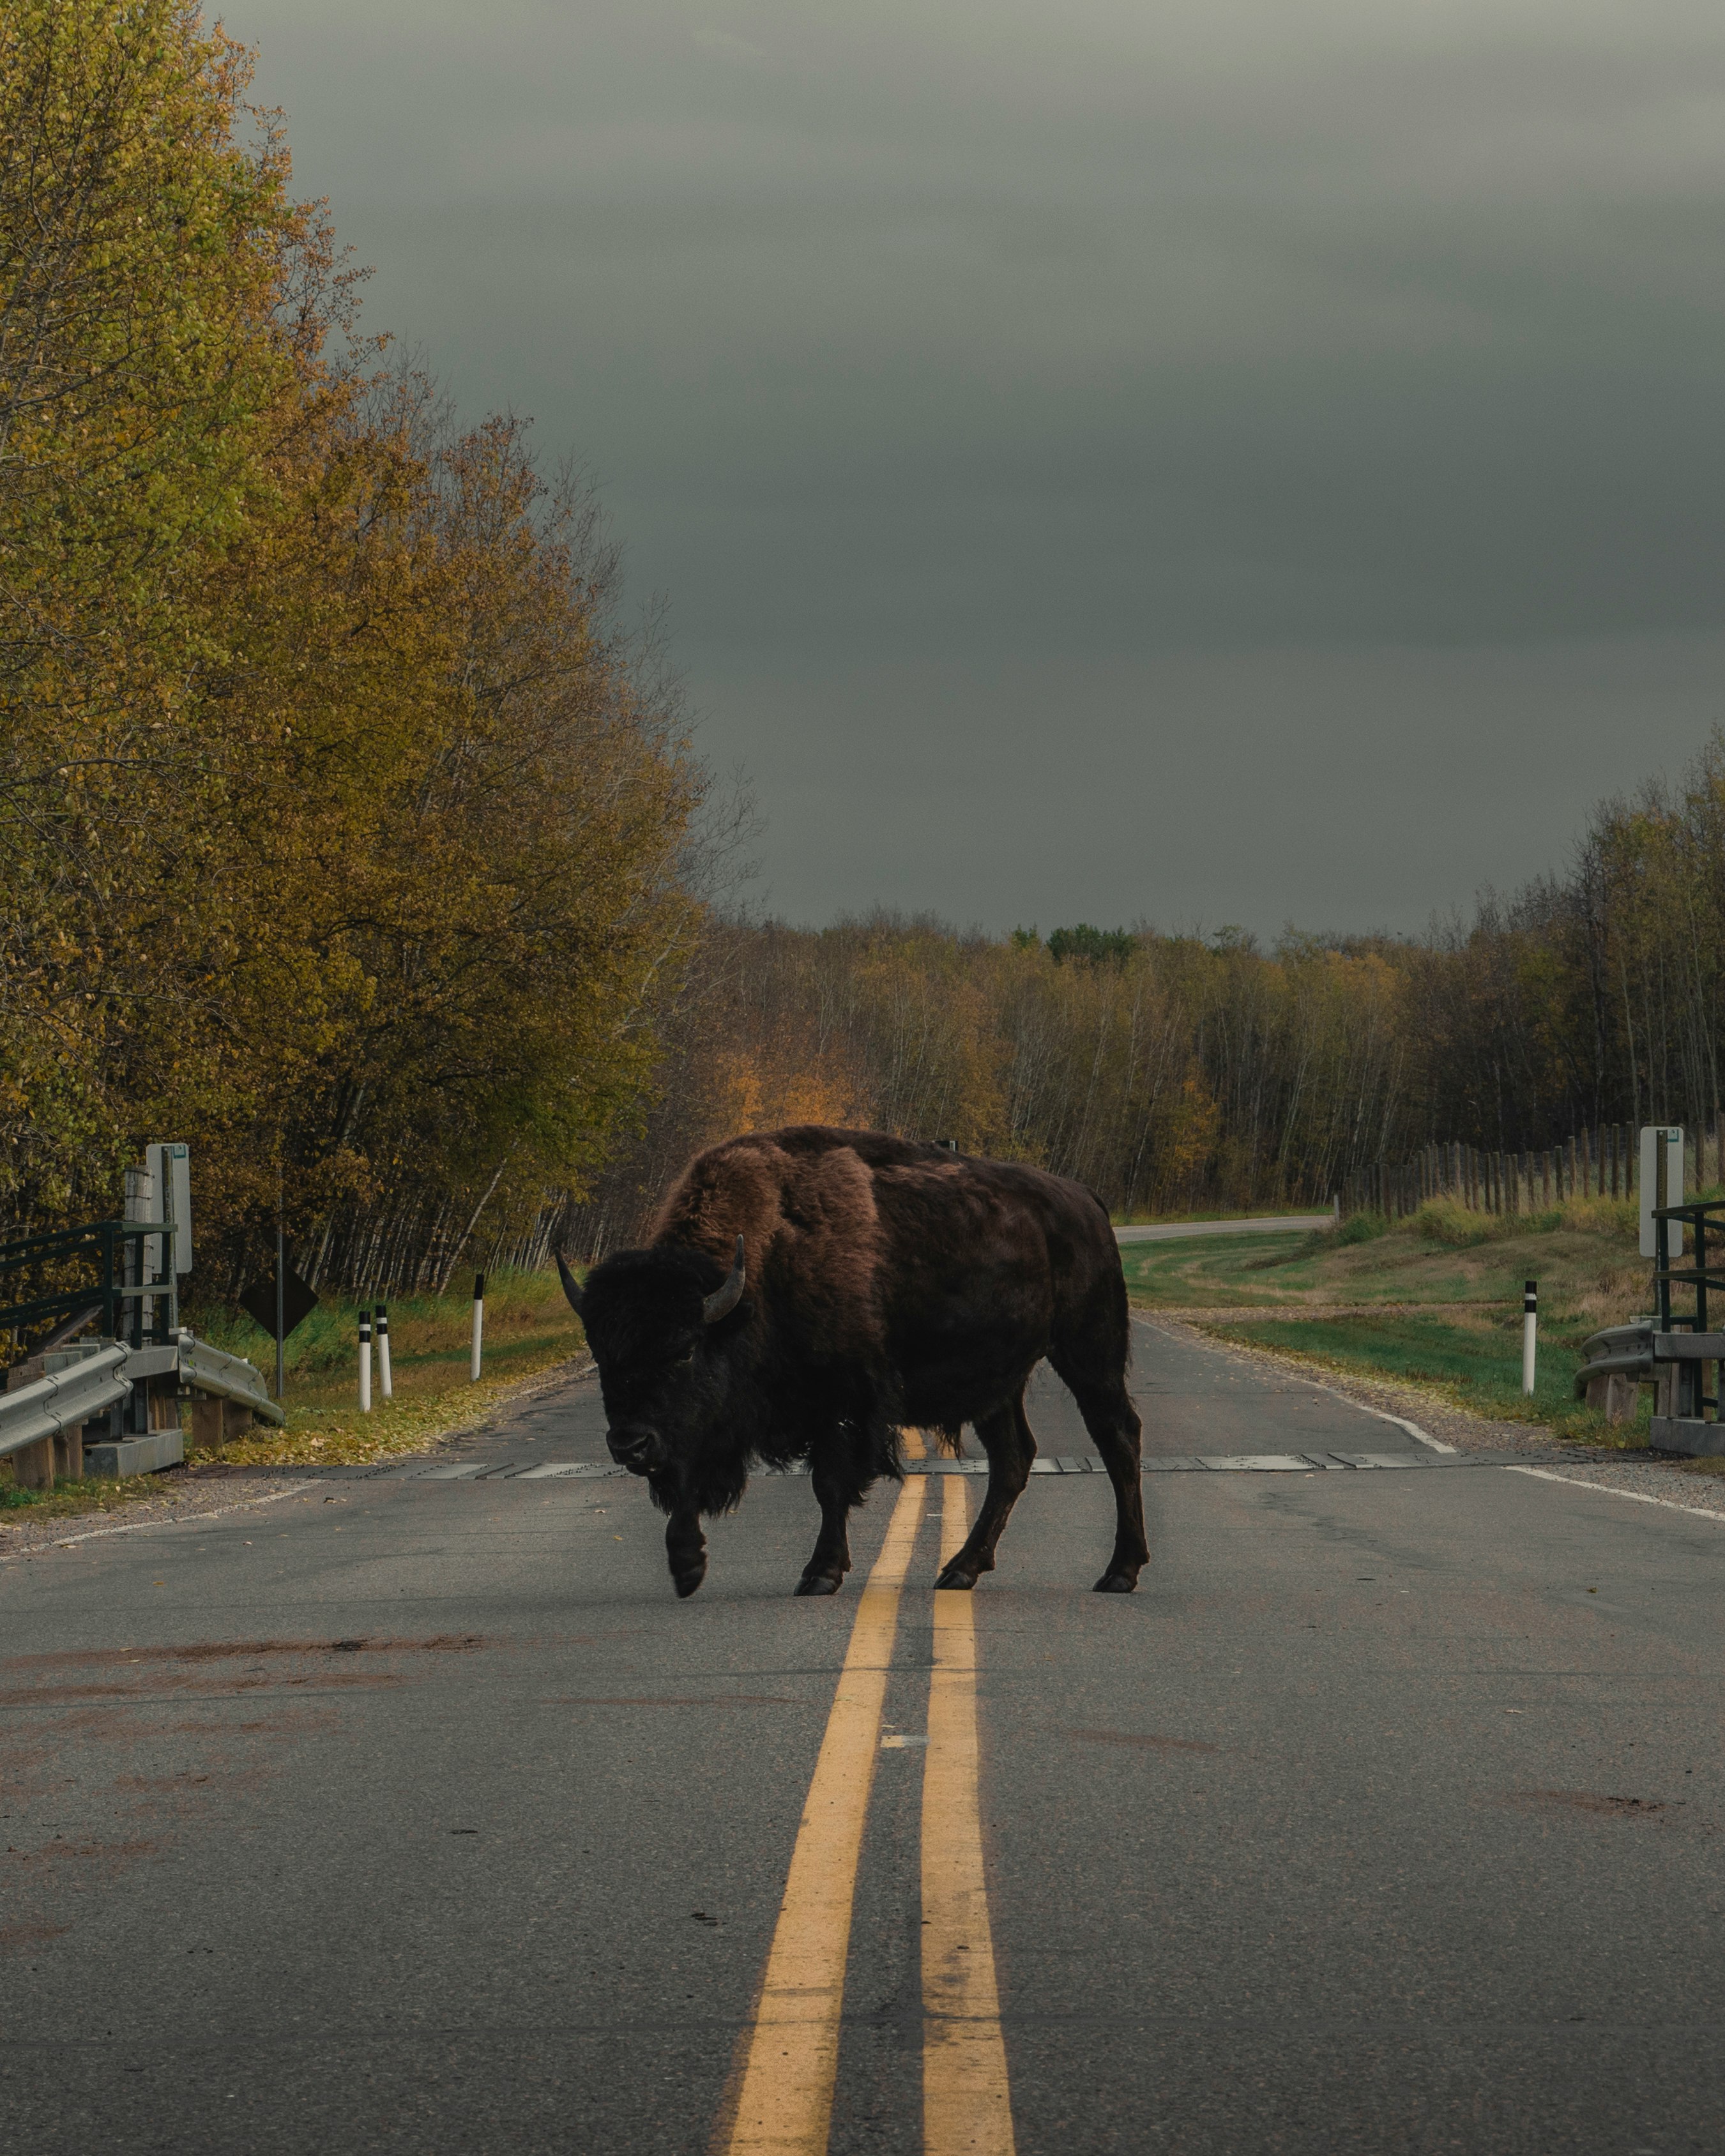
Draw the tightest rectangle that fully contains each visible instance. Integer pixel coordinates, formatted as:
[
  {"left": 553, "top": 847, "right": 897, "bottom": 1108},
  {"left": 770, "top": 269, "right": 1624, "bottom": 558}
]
[{"left": 1, "top": 3, "right": 707, "bottom": 1291}]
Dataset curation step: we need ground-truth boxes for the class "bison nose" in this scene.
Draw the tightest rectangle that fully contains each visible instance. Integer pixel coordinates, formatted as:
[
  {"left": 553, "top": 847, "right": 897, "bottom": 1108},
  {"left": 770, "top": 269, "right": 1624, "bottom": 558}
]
[{"left": 607, "top": 1422, "right": 659, "bottom": 1472}]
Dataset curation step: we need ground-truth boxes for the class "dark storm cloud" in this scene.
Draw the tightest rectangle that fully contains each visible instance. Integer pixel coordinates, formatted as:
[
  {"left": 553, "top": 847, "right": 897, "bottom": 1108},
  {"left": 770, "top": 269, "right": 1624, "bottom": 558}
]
[{"left": 231, "top": 1, "right": 1725, "bottom": 930}]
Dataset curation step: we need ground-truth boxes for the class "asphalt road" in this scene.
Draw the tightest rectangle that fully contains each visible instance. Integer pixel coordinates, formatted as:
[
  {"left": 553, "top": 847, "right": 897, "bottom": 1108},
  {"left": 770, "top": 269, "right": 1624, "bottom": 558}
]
[
  {"left": 3, "top": 1321, "right": 1722, "bottom": 2153},
  {"left": 1114, "top": 1215, "right": 1334, "bottom": 1243}
]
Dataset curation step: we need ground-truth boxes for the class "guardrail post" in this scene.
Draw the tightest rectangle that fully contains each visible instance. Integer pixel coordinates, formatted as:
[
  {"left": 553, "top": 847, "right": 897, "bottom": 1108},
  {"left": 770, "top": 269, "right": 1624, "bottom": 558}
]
[
  {"left": 12, "top": 1434, "right": 53, "bottom": 1490},
  {"left": 53, "top": 1422, "right": 84, "bottom": 1481}
]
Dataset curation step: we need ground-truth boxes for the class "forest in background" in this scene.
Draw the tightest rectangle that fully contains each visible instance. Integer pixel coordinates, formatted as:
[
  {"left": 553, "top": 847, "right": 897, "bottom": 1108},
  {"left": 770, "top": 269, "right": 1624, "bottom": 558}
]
[
  {"left": 7, "top": 5, "right": 1725, "bottom": 1307},
  {"left": 567, "top": 734, "right": 1725, "bottom": 1254}
]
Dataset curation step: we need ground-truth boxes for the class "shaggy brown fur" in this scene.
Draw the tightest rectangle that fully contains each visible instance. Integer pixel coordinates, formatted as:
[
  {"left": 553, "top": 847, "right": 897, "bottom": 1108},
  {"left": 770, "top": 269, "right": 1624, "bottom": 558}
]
[{"left": 563, "top": 1125, "right": 1147, "bottom": 1598}]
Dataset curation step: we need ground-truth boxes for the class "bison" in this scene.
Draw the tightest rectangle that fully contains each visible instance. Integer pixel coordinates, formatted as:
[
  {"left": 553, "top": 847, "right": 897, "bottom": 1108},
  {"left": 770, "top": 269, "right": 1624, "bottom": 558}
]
[{"left": 558, "top": 1125, "right": 1147, "bottom": 1599}]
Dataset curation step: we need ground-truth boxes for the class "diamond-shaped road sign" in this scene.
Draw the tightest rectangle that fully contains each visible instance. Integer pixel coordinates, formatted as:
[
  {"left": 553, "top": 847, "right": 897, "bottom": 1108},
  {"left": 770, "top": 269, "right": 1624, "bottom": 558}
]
[{"left": 238, "top": 1262, "right": 319, "bottom": 1342}]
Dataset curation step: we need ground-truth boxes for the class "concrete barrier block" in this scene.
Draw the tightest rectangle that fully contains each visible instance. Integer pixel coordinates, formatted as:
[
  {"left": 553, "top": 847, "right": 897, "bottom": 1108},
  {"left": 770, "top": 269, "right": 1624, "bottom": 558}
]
[{"left": 85, "top": 1430, "right": 185, "bottom": 1479}]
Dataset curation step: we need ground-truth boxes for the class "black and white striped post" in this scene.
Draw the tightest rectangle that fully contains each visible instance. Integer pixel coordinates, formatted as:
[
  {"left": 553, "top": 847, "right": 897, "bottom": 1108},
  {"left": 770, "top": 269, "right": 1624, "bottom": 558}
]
[
  {"left": 1522, "top": 1280, "right": 1537, "bottom": 1397},
  {"left": 470, "top": 1272, "right": 485, "bottom": 1382},
  {"left": 376, "top": 1303, "right": 392, "bottom": 1402},
  {"left": 358, "top": 1307, "right": 373, "bottom": 1414}
]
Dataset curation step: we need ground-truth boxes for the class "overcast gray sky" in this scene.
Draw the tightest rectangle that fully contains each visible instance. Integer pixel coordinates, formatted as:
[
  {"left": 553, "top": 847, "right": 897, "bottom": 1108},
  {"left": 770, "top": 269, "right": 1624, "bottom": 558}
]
[{"left": 229, "top": 0, "right": 1725, "bottom": 937}]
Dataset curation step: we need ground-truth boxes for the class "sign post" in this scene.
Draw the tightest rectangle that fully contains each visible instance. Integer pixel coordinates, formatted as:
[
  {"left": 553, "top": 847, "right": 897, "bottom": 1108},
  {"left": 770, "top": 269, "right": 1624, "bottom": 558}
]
[
  {"left": 238, "top": 1256, "right": 319, "bottom": 1401},
  {"left": 1638, "top": 1130, "right": 1682, "bottom": 1259}
]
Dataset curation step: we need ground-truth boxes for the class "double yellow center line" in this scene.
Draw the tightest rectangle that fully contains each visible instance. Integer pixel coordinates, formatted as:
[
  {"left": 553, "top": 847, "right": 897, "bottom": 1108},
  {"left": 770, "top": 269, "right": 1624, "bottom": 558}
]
[{"left": 722, "top": 1473, "right": 1014, "bottom": 2156}]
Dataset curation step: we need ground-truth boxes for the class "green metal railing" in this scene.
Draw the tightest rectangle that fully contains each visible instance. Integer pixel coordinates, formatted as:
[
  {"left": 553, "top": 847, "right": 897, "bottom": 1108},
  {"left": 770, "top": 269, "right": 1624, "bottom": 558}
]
[
  {"left": 1651, "top": 1197, "right": 1725, "bottom": 1333},
  {"left": 1650, "top": 1197, "right": 1725, "bottom": 1422},
  {"left": 0, "top": 1220, "right": 177, "bottom": 1355}
]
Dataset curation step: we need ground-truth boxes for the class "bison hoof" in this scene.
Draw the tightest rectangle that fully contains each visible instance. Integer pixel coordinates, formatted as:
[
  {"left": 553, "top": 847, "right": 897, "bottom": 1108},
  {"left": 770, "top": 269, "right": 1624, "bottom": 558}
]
[
  {"left": 1093, "top": 1569, "right": 1139, "bottom": 1594},
  {"left": 671, "top": 1561, "right": 708, "bottom": 1599},
  {"left": 934, "top": 1563, "right": 978, "bottom": 1591},
  {"left": 795, "top": 1572, "right": 842, "bottom": 1597}
]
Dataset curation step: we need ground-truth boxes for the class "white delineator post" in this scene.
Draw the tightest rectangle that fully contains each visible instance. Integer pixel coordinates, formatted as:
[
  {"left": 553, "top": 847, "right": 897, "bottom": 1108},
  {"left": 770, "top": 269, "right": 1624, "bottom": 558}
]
[
  {"left": 358, "top": 1308, "right": 372, "bottom": 1414},
  {"left": 1521, "top": 1279, "right": 1537, "bottom": 1397},
  {"left": 376, "top": 1304, "right": 393, "bottom": 1402},
  {"left": 471, "top": 1272, "right": 485, "bottom": 1382}
]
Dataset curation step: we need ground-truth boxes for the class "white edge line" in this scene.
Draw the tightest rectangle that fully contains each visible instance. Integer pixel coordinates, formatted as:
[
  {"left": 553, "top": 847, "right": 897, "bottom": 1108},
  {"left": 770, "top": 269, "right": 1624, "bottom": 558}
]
[
  {"left": 1132, "top": 1314, "right": 1458, "bottom": 1454},
  {"left": 0, "top": 1479, "right": 315, "bottom": 1561},
  {"left": 1312, "top": 1387, "right": 1457, "bottom": 1455},
  {"left": 1503, "top": 1464, "right": 1725, "bottom": 1524}
]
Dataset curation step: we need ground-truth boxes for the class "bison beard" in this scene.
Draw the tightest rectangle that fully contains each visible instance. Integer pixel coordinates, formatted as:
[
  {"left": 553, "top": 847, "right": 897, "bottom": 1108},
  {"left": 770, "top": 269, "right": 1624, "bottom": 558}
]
[{"left": 558, "top": 1126, "right": 1148, "bottom": 1598}]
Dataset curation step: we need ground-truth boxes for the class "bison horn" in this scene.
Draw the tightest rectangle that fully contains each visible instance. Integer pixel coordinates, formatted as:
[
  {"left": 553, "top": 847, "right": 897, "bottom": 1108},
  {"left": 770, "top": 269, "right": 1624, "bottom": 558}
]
[
  {"left": 703, "top": 1235, "right": 747, "bottom": 1324},
  {"left": 556, "top": 1249, "right": 585, "bottom": 1319}
]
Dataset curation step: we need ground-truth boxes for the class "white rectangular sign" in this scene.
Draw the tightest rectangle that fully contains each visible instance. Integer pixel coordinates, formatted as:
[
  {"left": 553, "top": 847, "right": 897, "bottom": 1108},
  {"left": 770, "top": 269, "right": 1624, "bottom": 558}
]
[{"left": 1639, "top": 1125, "right": 1684, "bottom": 1259}]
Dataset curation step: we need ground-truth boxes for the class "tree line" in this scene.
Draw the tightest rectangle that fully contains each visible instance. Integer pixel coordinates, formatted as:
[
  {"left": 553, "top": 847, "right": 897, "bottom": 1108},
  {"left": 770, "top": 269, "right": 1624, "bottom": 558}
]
[
  {"left": 1, "top": 3, "right": 711, "bottom": 1300},
  {"left": 570, "top": 739, "right": 1725, "bottom": 1250}
]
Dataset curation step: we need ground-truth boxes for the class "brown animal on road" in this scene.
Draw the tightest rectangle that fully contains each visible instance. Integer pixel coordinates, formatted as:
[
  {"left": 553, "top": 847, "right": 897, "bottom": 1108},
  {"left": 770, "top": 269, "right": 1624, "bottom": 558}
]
[{"left": 558, "top": 1125, "right": 1147, "bottom": 1599}]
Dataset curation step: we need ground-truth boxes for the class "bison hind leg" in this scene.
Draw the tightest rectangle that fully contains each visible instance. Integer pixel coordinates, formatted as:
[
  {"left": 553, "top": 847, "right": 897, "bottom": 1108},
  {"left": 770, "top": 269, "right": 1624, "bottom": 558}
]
[
  {"left": 1066, "top": 1376, "right": 1148, "bottom": 1595},
  {"left": 934, "top": 1398, "right": 1033, "bottom": 1590}
]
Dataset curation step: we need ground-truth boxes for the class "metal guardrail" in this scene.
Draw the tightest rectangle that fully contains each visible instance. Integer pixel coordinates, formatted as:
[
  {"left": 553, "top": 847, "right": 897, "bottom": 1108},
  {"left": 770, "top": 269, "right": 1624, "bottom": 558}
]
[
  {"left": 1573, "top": 1321, "right": 1655, "bottom": 1397},
  {"left": 0, "top": 1331, "right": 284, "bottom": 1466},
  {"left": 176, "top": 1332, "right": 284, "bottom": 1427},
  {"left": 0, "top": 1342, "right": 131, "bottom": 1462}
]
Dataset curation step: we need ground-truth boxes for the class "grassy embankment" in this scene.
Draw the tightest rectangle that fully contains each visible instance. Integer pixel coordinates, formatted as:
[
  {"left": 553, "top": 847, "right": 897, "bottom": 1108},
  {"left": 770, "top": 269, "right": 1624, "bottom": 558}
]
[
  {"left": 1121, "top": 1197, "right": 1669, "bottom": 1448},
  {"left": 0, "top": 1268, "right": 588, "bottom": 1529}
]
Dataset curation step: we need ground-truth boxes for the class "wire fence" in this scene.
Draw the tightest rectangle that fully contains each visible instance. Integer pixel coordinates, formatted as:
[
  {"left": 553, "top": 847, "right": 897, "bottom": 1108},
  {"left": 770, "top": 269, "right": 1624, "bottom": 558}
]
[{"left": 1339, "top": 1118, "right": 1725, "bottom": 1220}]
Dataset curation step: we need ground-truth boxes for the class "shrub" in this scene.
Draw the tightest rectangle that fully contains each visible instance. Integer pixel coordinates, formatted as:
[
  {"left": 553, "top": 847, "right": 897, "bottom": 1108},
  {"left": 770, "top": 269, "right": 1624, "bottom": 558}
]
[{"left": 1413, "top": 1199, "right": 1500, "bottom": 1248}]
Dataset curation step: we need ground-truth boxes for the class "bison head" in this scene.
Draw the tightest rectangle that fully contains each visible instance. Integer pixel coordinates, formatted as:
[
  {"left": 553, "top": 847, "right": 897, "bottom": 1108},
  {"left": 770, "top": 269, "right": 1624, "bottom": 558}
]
[{"left": 558, "top": 1237, "right": 748, "bottom": 1481}]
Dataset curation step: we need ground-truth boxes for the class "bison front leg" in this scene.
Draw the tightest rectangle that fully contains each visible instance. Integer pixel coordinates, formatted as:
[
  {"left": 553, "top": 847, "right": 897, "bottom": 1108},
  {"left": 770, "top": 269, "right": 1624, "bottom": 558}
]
[
  {"left": 665, "top": 1507, "right": 708, "bottom": 1599},
  {"left": 796, "top": 1458, "right": 856, "bottom": 1597}
]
